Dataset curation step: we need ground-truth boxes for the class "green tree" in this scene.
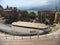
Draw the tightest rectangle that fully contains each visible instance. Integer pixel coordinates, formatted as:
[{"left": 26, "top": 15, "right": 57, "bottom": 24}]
[{"left": 29, "top": 12, "right": 36, "bottom": 19}]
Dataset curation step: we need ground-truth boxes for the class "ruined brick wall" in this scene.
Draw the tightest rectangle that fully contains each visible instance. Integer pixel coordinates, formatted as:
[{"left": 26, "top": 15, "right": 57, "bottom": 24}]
[
  {"left": 2, "top": 10, "right": 14, "bottom": 19},
  {"left": 57, "top": 13, "right": 60, "bottom": 23}
]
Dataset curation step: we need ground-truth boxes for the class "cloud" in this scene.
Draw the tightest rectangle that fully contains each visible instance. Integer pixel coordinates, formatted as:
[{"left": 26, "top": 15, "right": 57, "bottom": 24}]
[
  {"left": 0, "top": 0, "right": 59, "bottom": 8},
  {"left": 0, "top": 0, "right": 49, "bottom": 7}
]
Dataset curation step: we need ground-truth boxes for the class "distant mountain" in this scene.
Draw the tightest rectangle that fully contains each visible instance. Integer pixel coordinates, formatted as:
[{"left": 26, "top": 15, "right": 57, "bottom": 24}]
[
  {"left": 18, "top": 2, "right": 60, "bottom": 11},
  {"left": 18, "top": 5, "right": 60, "bottom": 11},
  {"left": 25, "top": 7, "right": 53, "bottom": 11}
]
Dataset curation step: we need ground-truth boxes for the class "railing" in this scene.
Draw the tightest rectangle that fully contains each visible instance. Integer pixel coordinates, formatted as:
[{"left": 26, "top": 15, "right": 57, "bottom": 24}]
[
  {"left": 0, "top": 33, "right": 59, "bottom": 40},
  {"left": 0, "top": 34, "right": 40, "bottom": 39}
]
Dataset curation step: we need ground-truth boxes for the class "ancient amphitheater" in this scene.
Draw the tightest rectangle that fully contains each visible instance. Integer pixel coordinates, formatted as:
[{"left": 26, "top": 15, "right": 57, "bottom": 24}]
[
  {"left": 0, "top": 17, "right": 60, "bottom": 45},
  {"left": 0, "top": 23, "right": 60, "bottom": 45}
]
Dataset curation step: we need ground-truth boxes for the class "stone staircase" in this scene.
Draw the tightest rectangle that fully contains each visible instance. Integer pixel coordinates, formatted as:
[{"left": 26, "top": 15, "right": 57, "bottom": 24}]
[{"left": 0, "top": 28, "right": 60, "bottom": 45}]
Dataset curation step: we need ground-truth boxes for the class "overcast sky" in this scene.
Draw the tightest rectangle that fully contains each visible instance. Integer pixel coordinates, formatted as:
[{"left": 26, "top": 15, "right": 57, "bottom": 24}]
[{"left": 0, "top": 0, "right": 60, "bottom": 9}]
